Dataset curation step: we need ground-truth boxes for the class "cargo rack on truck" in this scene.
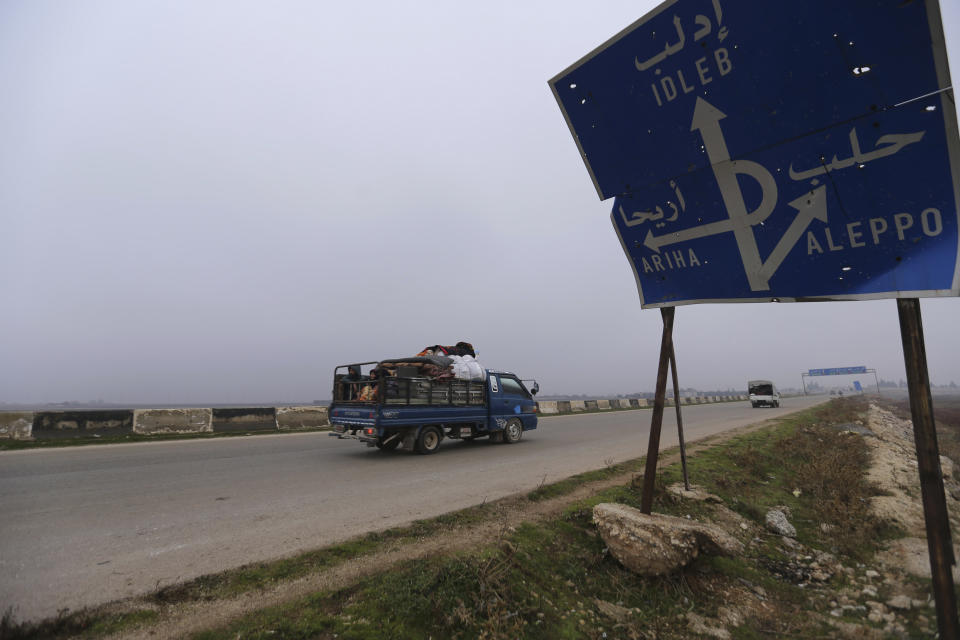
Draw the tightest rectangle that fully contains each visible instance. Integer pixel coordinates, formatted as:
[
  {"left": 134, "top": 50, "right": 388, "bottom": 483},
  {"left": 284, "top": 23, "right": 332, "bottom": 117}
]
[{"left": 333, "top": 360, "right": 487, "bottom": 407}]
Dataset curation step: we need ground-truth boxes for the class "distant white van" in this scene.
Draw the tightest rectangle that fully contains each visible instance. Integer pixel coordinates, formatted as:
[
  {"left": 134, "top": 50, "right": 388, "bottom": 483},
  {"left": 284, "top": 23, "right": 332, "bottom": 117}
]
[{"left": 748, "top": 380, "right": 780, "bottom": 408}]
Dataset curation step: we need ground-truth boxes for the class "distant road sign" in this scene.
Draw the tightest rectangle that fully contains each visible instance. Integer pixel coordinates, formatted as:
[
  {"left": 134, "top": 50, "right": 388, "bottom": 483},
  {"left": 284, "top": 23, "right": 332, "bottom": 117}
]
[
  {"left": 808, "top": 366, "right": 868, "bottom": 376},
  {"left": 854, "top": 381, "right": 863, "bottom": 392},
  {"left": 550, "top": 0, "right": 960, "bottom": 307}
]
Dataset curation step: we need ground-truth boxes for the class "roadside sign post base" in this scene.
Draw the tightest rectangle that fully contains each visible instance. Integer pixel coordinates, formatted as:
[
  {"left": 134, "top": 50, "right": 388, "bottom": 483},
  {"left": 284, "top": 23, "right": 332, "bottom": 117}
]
[{"left": 897, "top": 297, "right": 959, "bottom": 639}]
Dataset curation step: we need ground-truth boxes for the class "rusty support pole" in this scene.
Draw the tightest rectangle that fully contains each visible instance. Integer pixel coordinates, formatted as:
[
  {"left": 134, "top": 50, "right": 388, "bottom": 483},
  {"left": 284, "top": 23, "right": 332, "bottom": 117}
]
[
  {"left": 669, "top": 345, "right": 690, "bottom": 491},
  {"left": 897, "top": 298, "right": 959, "bottom": 640},
  {"left": 640, "top": 306, "right": 674, "bottom": 514}
]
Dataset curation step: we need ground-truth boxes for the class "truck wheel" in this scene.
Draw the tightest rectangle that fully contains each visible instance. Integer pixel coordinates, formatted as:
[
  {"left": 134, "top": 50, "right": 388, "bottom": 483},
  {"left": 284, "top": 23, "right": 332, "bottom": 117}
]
[
  {"left": 503, "top": 419, "right": 523, "bottom": 444},
  {"left": 376, "top": 436, "right": 400, "bottom": 451},
  {"left": 415, "top": 426, "right": 442, "bottom": 455}
]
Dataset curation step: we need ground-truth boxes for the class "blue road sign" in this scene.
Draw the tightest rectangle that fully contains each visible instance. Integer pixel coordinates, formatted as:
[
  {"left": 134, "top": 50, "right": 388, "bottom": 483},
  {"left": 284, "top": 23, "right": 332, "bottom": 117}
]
[
  {"left": 807, "top": 366, "right": 867, "bottom": 376},
  {"left": 854, "top": 381, "right": 863, "bottom": 391},
  {"left": 550, "top": 0, "right": 960, "bottom": 307}
]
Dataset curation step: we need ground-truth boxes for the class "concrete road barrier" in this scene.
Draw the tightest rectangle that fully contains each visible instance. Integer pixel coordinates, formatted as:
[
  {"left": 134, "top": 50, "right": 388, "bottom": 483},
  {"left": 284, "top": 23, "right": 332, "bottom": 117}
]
[
  {"left": 212, "top": 408, "right": 276, "bottom": 432},
  {"left": 276, "top": 406, "right": 329, "bottom": 429},
  {"left": 536, "top": 401, "right": 559, "bottom": 415},
  {"left": 8, "top": 390, "right": 766, "bottom": 443},
  {"left": 0, "top": 412, "right": 33, "bottom": 440},
  {"left": 134, "top": 409, "right": 212, "bottom": 435},
  {"left": 33, "top": 410, "right": 134, "bottom": 439}
]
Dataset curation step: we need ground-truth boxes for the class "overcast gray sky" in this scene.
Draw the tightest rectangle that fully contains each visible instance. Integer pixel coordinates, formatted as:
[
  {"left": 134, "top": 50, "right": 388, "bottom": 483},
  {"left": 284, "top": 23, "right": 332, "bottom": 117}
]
[{"left": 2, "top": 1, "right": 959, "bottom": 405}]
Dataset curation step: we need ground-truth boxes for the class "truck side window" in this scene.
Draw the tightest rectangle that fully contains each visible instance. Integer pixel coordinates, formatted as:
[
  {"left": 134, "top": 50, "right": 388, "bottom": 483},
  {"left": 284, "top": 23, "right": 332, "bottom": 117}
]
[{"left": 500, "top": 376, "right": 527, "bottom": 397}]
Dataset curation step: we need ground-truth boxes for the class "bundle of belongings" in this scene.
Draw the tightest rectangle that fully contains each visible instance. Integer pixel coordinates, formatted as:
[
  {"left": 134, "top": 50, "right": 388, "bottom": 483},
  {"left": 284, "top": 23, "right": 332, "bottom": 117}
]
[
  {"left": 373, "top": 341, "right": 484, "bottom": 382},
  {"left": 416, "top": 341, "right": 483, "bottom": 380},
  {"left": 417, "top": 341, "right": 476, "bottom": 358},
  {"left": 352, "top": 341, "right": 485, "bottom": 402}
]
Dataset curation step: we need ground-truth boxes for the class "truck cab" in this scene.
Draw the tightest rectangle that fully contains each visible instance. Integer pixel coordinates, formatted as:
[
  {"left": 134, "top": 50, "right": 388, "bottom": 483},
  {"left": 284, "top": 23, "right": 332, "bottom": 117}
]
[
  {"left": 748, "top": 380, "right": 780, "bottom": 408},
  {"left": 487, "top": 371, "right": 539, "bottom": 437}
]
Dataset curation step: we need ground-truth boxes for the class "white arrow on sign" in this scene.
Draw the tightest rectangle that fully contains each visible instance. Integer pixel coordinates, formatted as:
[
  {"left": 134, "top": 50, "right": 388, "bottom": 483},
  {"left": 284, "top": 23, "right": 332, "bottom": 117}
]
[
  {"left": 757, "top": 185, "right": 828, "bottom": 283},
  {"left": 642, "top": 202, "right": 774, "bottom": 251},
  {"left": 640, "top": 97, "right": 827, "bottom": 291}
]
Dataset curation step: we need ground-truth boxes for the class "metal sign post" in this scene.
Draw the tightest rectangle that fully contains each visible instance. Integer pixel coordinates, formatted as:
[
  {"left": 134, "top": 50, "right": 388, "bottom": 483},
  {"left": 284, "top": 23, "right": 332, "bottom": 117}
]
[
  {"left": 640, "top": 307, "right": 674, "bottom": 514},
  {"left": 897, "top": 298, "right": 959, "bottom": 639},
  {"left": 669, "top": 344, "right": 690, "bottom": 491}
]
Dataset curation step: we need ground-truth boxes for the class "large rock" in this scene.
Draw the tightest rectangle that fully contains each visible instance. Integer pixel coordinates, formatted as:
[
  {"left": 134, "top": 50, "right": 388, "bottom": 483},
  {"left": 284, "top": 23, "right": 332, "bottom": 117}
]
[
  {"left": 667, "top": 483, "right": 724, "bottom": 503},
  {"left": 593, "top": 503, "right": 743, "bottom": 576},
  {"left": 765, "top": 509, "right": 797, "bottom": 537}
]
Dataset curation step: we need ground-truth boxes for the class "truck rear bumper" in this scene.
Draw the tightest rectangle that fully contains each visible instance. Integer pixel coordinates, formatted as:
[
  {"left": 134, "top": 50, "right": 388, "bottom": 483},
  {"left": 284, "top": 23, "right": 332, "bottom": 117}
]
[{"left": 331, "top": 423, "right": 381, "bottom": 443}]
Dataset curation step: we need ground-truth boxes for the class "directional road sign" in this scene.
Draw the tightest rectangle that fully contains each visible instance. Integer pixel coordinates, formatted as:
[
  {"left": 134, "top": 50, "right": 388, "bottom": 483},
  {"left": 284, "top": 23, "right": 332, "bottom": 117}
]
[
  {"left": 550, "top": 0, "right": 960, "bottom": 307},
  {"left": 808, "top": 366, "right": 868, "bottom": 376}
]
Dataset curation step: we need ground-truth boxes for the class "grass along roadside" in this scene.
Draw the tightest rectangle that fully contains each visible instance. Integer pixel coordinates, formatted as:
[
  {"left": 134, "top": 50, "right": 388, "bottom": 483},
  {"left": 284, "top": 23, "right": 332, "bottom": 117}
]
[
  {"left": 185, "top": 396, "right": 932, "bottom": 639},
  {"left": 8, "top": 397, "right": 919, "bottom": 639}
]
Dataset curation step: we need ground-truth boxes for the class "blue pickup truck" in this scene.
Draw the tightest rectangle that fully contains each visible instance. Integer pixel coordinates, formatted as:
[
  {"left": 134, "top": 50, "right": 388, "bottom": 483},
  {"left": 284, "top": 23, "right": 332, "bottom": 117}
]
[{"left": 328, "top": 359, "right": 539, "bottom": 454}]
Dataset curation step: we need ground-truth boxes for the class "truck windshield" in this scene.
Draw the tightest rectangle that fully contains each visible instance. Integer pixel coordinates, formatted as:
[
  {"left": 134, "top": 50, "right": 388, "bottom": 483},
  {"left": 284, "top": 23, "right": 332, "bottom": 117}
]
[
  {"left": 750, "top": 384, "right": 773, "bottom": 395},
  {"left": 500, "top": 376, "right": 529, "bottom": 397}
]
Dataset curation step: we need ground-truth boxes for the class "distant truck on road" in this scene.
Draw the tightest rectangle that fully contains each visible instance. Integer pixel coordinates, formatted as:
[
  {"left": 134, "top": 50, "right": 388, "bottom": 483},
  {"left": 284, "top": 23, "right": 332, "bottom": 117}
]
[
  {"left": 328, "top": 359, "right": 539, "bottom": 454},
  {"left": 748, "top": 380, "right": 780, "bottom": 408}
]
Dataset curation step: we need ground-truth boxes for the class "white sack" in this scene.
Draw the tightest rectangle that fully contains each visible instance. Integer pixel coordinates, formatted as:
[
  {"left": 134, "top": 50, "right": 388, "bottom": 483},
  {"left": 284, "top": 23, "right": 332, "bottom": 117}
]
[{"left": 450, "top": 355, "right": 486, "bottom": 381}]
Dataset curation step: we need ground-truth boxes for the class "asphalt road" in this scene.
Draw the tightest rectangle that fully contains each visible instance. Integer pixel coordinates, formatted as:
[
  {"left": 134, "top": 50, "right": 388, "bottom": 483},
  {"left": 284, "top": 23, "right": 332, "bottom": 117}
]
[{"left": 0, "top": 395, "right": 827, "bottom": 621}]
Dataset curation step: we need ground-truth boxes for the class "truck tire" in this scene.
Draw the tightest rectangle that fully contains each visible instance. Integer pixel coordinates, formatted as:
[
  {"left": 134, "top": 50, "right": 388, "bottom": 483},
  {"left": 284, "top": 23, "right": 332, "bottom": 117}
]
[
  {"left": 503, "top": 418, "right": 523, "bottom": 444},
  {"left": 415, "top": 426, "right": 442, "bottom": 455}
]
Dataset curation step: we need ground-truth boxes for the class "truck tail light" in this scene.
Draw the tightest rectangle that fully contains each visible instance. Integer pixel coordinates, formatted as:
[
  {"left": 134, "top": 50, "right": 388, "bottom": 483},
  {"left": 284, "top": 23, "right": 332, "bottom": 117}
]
[{"left": 365, "top": 427, "right": 376, "bottom": 436}]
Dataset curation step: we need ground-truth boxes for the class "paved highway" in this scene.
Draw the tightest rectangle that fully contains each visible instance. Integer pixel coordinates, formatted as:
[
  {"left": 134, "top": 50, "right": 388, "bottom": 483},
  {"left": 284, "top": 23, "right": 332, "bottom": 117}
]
[{"left": 0, "top": 396, "right": 826, "bottom": 621}]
